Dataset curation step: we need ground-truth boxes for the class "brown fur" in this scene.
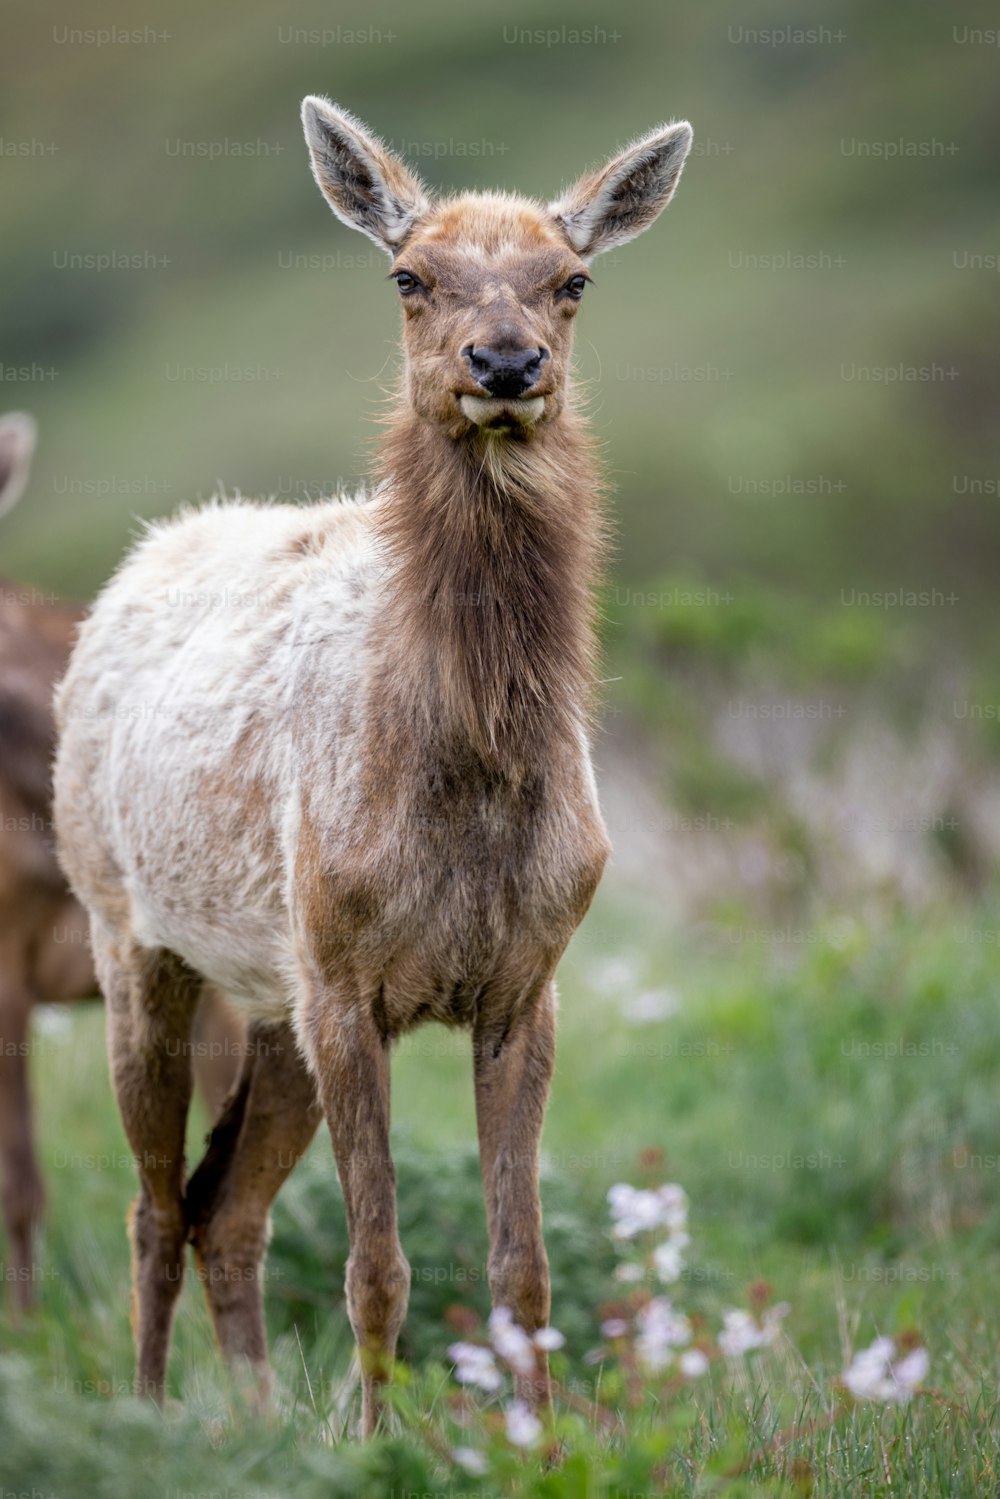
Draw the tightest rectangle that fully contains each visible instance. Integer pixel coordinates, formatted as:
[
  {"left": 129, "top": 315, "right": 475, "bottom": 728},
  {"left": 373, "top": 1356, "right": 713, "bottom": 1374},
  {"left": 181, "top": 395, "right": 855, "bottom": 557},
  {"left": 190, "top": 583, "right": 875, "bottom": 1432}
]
[{"left": 372, "top": 407, "right": 604, "bottom": 775}]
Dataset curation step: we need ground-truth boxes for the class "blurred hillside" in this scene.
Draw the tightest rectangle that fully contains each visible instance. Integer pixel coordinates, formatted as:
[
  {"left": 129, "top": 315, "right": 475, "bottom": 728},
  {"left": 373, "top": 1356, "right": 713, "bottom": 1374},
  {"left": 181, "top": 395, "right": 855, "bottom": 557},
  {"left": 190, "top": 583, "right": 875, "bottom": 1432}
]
[
  {"left": 2, "top": 0, "right": 997, "bottom": 596},
  {"left": 2, "top": 0, "right": 999, "bottom": 910}
]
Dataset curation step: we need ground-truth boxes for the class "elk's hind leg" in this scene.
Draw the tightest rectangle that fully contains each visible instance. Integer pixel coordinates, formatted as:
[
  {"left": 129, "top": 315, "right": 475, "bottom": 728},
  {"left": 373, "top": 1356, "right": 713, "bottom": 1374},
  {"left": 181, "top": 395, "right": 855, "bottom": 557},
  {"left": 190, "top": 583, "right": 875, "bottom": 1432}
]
[
  {"left": 185, "top": 1018, "right": 321, "bottom": 1403},
  {"left": 94, "top": 929, "right": 200, "bottom": 1401}
]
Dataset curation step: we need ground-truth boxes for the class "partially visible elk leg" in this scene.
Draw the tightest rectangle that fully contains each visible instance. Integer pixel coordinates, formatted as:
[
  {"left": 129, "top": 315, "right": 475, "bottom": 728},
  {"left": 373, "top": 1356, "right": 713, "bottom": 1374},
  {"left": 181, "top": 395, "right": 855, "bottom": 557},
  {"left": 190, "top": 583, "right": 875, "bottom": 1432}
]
[
  {"left": 474, "top": 981, "right": 556, "bottom": 1413},
  {"left": 306, "top": 988, "right": 410, "bottom": 1437},
  {"left": 186, "top": 1018, "right": 321, "bottom": 1401},
  {"left": 97, "top": 931, "right": 199, "bottom": 1401},
  {"left": 0, "top": 948, "right": 44, "bottom": 1312}
]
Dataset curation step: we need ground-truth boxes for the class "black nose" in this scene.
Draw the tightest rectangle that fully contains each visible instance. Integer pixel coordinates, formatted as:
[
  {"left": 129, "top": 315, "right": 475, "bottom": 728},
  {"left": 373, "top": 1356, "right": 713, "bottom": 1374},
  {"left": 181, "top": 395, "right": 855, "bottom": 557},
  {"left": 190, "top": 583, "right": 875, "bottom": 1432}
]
[{"left": 462, "top": 344, "right": 548, "bottom": 399}]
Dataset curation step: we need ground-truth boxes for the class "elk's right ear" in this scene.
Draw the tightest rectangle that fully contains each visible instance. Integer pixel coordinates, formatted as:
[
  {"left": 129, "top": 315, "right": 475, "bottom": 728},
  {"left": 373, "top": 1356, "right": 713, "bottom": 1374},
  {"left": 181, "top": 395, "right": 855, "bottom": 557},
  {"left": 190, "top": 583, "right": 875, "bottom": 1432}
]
[
  {"left": 0, "top": 412, "right": 37, "bottom": 520},
  {"left": 301, "top": 96, "right": 429, "bottom": 254},
  {"left": 549, "top": 120, "right": 693, "bottom": 260}
]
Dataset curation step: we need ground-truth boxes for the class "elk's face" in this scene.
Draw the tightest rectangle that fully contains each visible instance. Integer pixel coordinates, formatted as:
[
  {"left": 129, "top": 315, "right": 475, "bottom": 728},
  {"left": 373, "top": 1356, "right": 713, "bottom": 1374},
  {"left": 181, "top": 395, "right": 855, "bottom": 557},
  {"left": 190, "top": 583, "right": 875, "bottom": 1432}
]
[
  {"left": 388, "top": 203, "right": 591, "bottom": 436},
  {"left": 301, "top": 98, "right": 693, "bottom": 442}
]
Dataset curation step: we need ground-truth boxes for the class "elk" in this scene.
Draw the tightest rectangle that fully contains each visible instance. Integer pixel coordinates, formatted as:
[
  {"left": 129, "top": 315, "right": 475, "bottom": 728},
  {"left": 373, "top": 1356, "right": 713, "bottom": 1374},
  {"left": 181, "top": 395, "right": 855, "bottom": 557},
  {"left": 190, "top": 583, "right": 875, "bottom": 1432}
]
[
  {"left": 0, "top": 413, "right": 240, "bottom": 1312},
  {"left": 53, "top": 99, "right": 693, "bottom": 1431}
]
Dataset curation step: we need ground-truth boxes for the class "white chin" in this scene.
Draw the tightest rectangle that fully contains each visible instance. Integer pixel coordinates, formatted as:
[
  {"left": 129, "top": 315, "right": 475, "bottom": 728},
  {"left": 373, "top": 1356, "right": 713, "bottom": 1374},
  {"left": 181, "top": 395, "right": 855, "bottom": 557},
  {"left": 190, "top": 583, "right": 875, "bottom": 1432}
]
[{"left": 459, "top": 395, "right": 545, "bottom": 427}]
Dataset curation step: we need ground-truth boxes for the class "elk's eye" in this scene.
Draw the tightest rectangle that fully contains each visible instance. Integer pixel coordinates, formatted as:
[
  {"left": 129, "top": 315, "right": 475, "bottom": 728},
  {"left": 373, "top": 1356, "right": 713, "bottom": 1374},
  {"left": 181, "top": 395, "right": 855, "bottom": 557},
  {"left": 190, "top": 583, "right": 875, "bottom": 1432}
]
[
  {"left": 559, "top": 274, "right": 589, "bottom": 301},
  {"left": 392, "top": 271, "right": 422, "bottom": 296}
]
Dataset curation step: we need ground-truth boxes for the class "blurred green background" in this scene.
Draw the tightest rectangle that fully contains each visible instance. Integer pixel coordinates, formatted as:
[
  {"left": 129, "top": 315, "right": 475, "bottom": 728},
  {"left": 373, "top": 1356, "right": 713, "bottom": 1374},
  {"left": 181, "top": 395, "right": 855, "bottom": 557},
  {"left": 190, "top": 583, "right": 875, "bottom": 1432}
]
[{"left": 3, "top": 0, "right": 997, "bottom": 610}]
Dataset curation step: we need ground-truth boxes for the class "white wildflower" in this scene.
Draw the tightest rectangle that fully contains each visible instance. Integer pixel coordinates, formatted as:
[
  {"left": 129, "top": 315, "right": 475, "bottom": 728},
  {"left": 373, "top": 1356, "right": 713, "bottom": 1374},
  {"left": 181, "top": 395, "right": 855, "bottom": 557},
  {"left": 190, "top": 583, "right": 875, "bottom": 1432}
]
[
  {"left": 718, "top": 1310, "right": 759, "bottom": 1357},
  {"left": 504, "top": 1398, "right": 543, "bottom": 1448},
  {"left": 608, "top": 1184, "right": 663, "bottom": 1238},
  {"left": 488, "top": 1307, "right": 536, "bottom": 1376},
  {"left": 842, "top": 1337, "right": 929, "bottom": 1404},
  {"left": 608, "top": 1181, "right": 688, "bottom": 1240},
  {"left": 717, "top": 1303, "right": 790, "bottom": 1358},
  {"left": 656, "top": 1184, "right": 689, "bottom": 1231},
  {"left": 634, "top": 1296, "right": 691, "bottom": 1373},
  {"left": 679, "top": 1348, "right": 710, "bottom": 1378},
  {"left": 533, "top": 1325, "right": 565, "bottom": 1351},
  {"left": 600, "top": 1317, "right": 630, "bottom": 1339},
  {"left": 448, "top": 1340, "right": 502, "bottom": 1392},
  {"left": 893, "top": 1347, "right": 930, "bottom": 1392},
  {"left": 452, "top": 1446, "right": 488, "bottom": 1475},
  {"left": 614, "top": 1261, "right": 646, "bottom": 1284},
  {"left": 652, "top": 1239, "right": 685, "bottom": 1283}
]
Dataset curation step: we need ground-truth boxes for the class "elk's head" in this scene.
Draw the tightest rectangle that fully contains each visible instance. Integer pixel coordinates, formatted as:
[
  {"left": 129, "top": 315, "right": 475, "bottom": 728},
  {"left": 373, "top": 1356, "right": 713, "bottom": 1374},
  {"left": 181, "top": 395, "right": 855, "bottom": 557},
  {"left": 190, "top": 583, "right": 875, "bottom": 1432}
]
[{"left": 301, "top": 99, "right": 692, "bottom": 440}]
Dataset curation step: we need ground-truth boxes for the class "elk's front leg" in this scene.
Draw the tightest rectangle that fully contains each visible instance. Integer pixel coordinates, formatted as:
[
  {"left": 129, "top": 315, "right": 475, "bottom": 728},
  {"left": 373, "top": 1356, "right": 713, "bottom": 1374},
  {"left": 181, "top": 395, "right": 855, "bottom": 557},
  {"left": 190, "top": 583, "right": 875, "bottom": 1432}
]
[
  {"left": 473, "top": 982, "right": 556, "bottom": 1412},
  {"left": 305, "top": 987, "right": 409, "bottom": 1437}
]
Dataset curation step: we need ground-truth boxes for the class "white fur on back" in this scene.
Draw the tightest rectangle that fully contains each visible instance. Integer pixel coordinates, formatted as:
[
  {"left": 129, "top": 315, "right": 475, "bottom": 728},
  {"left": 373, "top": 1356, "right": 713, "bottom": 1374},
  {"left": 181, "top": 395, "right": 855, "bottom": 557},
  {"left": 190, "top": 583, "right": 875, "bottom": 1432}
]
[{"left": 56, "top": 493, "right": 382, "bottom": 1017}]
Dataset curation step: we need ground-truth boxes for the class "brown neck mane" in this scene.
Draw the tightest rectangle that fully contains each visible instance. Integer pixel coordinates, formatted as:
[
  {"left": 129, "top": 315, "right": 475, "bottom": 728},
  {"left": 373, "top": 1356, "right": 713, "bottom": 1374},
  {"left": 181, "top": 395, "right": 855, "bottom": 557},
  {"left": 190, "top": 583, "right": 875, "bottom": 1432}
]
[{"left": 372, "top": 404, "right": 606, "bottom": 779}]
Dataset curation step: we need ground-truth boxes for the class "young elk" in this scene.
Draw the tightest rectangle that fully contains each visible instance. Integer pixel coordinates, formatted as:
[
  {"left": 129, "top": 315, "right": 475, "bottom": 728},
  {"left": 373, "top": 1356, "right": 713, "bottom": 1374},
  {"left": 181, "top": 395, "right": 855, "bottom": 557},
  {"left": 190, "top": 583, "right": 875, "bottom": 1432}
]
[
  {"left": 53, "top": 100, "right": 693, "bottom": 1430},
  {"left": 0, "top": 413, "right": 240, "bottom": 1311}
]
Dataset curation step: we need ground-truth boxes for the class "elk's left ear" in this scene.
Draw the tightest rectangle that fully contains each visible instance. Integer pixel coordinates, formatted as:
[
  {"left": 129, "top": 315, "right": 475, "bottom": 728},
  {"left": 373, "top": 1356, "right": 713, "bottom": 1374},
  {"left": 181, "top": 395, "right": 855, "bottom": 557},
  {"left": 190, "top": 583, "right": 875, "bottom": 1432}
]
[
  {"left": 301, "top": 96, "right": 430, "bottom": 253},
  {"left": 548, "top": 121, "right": 693, "bottom": 259}
]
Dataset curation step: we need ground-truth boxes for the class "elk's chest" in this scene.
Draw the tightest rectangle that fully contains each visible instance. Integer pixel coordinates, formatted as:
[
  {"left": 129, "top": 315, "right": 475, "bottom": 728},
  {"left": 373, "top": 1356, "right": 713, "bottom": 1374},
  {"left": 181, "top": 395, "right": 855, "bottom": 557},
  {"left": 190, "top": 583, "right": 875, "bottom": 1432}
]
[{"left": 298, "top": 751, "right": 609, "bottom": 1029}]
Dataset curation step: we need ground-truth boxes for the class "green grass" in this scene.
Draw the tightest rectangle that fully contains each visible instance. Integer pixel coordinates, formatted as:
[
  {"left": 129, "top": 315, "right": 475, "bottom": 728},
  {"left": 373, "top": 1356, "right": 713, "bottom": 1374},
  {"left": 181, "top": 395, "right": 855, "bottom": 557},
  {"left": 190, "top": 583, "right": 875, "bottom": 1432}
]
[{"left": 2, "top": 880, "right": 998, "bottom": 1495}]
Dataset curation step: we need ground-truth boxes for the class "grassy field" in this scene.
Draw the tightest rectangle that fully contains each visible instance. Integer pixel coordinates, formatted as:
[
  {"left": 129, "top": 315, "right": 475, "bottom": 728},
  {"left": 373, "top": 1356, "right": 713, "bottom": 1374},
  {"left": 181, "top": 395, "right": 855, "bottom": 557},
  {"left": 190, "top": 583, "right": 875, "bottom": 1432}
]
[{"left": 2, "top": 873, "right": 998, "bottom": 1496}]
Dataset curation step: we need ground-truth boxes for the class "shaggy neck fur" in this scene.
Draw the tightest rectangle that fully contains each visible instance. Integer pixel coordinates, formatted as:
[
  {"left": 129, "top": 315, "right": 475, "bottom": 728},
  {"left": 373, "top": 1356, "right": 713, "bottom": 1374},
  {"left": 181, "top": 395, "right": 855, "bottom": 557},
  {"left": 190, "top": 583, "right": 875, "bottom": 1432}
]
[{"left": 372, "top": 403, "right": 606, "bottom": 779}]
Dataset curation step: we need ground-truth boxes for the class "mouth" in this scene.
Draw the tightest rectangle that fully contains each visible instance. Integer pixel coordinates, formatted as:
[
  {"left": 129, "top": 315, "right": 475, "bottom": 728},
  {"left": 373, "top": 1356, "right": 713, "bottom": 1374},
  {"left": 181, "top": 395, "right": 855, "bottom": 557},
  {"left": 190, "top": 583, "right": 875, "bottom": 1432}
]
[{"left": 457, "top": 394, "right": 546, "bottom": 429}]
